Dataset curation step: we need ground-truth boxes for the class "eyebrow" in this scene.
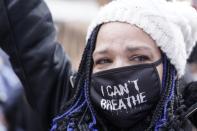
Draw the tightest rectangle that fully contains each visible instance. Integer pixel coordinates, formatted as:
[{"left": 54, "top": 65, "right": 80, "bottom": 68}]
[
  {"left": 126, "top": 46, "right": 154, "bottom": 57},
  {"left": 93, "top": 45, "right": 153, "bottom": 57},
  {"left": 126, "top": 46, "right": 151, "bottom": 52}
]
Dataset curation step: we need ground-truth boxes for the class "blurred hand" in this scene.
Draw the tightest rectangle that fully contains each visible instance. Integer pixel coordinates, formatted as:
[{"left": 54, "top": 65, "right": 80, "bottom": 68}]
[{"left": 0, "top": 109, "right": 7, "bottom": 131}]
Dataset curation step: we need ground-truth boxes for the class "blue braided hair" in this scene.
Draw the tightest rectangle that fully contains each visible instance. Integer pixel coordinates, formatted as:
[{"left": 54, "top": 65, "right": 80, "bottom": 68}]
[
  {"left": 51, "top": 26, "right": 101, "bottom": 131},
  {"left": 147, "top": 55, "right": 185, "bottom": 131},
  {"left": 155, "top": 55, "right": 176, "bottom": 130}
]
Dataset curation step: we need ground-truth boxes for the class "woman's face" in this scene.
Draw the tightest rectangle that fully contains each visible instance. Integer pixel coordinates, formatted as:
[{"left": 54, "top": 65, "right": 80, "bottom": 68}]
[{"left": 92, "top": 22, "right": 163, "bottom": 80}]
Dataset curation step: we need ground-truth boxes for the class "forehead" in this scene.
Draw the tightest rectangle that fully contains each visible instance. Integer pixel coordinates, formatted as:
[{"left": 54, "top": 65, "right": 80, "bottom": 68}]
[{"left": 94, "top": 22, "right": 159, "bottom": 52}]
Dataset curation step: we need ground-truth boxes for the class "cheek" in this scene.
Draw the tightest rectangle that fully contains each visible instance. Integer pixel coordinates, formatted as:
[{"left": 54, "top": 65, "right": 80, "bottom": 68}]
[{"left": 156, "top": 64, "right": 163, "bottom": 83}]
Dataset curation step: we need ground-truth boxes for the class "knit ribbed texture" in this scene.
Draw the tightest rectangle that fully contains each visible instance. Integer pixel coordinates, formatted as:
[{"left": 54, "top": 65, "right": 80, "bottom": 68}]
[{"left": 86, "top": 0, "right": 197, "bottom": 77}]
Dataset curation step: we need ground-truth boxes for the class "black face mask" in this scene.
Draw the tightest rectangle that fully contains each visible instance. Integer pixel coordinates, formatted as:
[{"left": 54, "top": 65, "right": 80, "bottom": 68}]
[{"left": 90, "top": 59, "right": 162, "bottom": 128}]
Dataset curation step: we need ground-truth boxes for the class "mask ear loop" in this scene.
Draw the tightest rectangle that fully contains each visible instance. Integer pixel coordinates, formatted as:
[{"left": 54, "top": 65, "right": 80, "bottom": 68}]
[
  {"left": 151, "top": 57, "right": 164, "bottom": 94},
  {"left": 152, "top": 58, "right": 163, "bottom": 67}
]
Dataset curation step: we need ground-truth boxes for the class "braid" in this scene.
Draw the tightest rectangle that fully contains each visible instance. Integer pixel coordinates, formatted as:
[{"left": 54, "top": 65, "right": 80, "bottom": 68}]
[
  {"left": 60, "top": 40, "right": 91, "bottom": 111},
  {"left": 83, "top": 25, "right": 100, "bottom": 130},
  {"left": 146, "top": 55, "right": 180, "bottom": 131},
  {"left": 146, "top": 55, "right": 171, "bottom": 130},
  {"left": 60, "top": 26, "right": 100, "bottom": 111},
  {"left": 51, "top": 26, "right": 101, "bottom": 131},
  {"left": 155, "top": 65, "right": 176, "bottom": 130},
  {"left": 146, "top": 55, "right": 186, "bottom": 131},
  {"left": 166, "top": 79, "right": 187, "bottom": 130}
]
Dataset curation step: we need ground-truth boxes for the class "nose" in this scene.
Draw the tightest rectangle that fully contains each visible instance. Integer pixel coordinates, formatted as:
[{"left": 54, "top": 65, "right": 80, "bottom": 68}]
[{"left": 112, "top": 58, "right": 129, "bottom": 69}]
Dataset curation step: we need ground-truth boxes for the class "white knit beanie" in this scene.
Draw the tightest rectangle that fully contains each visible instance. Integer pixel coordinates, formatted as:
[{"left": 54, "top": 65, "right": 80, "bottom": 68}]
[{"left": 86, "top": 0, "right": 197, "bottom": 77}]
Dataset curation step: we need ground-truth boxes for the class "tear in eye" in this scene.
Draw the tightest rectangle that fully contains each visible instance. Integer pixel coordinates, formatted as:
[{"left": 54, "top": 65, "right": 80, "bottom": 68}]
[
  {"left": 130, "top": 55, "right": 149, "bottom": 63},
  {"left": 95, "top": 58, "right": 112, "bottom": 65}
]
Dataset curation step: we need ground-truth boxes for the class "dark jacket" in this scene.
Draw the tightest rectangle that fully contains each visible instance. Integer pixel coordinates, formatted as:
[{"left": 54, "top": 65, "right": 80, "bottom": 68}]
[
  {"left": 0, "top": 0, "right": 74, "bottom": 130},
  {"left": 0, "top": 0, "right": 196, "bottom": 130},
  {"left": 0, "top": 49, "right": 44, "bottom": 131}
]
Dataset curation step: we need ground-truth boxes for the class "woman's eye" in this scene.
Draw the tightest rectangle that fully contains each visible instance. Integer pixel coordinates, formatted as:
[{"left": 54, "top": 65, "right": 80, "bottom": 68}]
[
  {"left": 95, "top": 58, "right": 112, "bottom": 65},
  {"left": 130, "top": 55, "right": 149, "bottom": 62}
]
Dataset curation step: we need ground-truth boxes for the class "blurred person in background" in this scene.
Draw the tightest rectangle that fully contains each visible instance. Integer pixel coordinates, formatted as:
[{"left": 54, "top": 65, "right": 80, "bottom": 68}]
[
  {"left": 0, "top": 111, "right": 7, "bottom": 131},
  {"left": 184, "top": 45, "right": 197, "bottom": 83},
  {"left": 181, "top": 0, "right": 197, "bottom": 128},
  {"left": 0, "top": 49, "right": 23, "bottom": 131},
  {"left": 0, "top": 49, "right": 44, "bottom": 131},
  {"left": 0, "top": 54, "right": 9, "bottom": 131},
  {"left": 0, "top": 0, "right": 197, "bottom": 131},
  {"left": 185, "top": 0, "right": 197, "bottom": 83}
]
